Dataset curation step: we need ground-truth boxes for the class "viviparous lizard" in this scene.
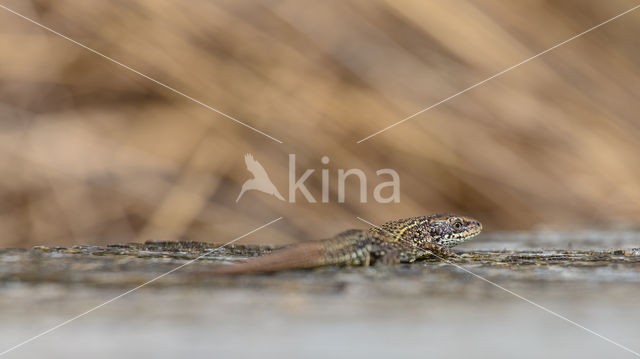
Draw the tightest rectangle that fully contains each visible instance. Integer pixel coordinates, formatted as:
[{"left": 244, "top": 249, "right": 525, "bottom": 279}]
[{"left": 210, "top": 213, "right": 482, "bottom": 274}]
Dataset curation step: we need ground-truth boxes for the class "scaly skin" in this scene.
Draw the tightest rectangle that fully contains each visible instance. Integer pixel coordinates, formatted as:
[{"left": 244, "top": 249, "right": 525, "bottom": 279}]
[{"left": 210, "top": 214, "right": 482, "bottom": 274}]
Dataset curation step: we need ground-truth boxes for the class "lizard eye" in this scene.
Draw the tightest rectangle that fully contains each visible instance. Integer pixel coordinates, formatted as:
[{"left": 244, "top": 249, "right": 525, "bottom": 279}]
[{"left": 453, "top": 222, "right": 462, "bottom": 230}]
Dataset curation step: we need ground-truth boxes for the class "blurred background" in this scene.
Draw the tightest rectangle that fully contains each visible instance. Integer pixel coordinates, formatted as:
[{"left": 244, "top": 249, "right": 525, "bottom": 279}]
[{"left": 1, "top": 0, "right": 639, "bottom": 248}]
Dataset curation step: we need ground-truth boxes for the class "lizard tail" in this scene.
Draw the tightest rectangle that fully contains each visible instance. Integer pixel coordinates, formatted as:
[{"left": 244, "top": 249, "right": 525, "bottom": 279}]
[{"left": 206, "top": 241, "right": 328, "bottom": 275}]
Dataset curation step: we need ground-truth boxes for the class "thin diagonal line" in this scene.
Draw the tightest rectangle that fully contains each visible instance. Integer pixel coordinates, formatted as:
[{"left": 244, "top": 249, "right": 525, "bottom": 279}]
[
  {"left": 0, "top": 4, "right": 283, "bottom": 144},
  {"left": 0, "top": 217, "right": 283, "bottom": 357},
  {"left": 357, "top": 4, "right": 640, "bottom": 143},
  {"left": 356, "top": 216, "right": 640, "bottom": 357}
]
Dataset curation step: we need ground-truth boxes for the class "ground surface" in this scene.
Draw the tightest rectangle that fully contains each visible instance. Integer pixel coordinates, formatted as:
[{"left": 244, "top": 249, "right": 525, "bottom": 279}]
[{"left": 1, "top": 232, "right": 639, "bottom": 358}]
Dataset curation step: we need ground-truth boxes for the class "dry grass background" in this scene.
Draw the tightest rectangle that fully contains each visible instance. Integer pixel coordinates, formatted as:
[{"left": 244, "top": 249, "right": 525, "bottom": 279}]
[{"left": 0, "top": 0, "right": 639, "bottom": 248}]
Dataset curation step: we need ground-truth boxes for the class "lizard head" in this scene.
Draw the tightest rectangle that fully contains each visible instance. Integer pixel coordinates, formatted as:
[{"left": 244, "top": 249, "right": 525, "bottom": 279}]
[
  {"left": 425, "top": 213, "right": 482, "bottom": 247},
  {"left": 372, "top": 213, "right": 482, "bottom": 248}
]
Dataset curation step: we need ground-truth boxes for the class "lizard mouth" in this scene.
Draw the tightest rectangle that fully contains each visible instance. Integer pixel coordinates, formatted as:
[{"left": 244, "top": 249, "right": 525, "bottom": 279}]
[
  {"left": 461, "top": 231, "right": 480, "bottom": 241},
  {"left": 441, "top": 224, "right": 482, "bottom": 247},
  {"left": 463, "top": 222, "right": 483, "bottom": 238}
]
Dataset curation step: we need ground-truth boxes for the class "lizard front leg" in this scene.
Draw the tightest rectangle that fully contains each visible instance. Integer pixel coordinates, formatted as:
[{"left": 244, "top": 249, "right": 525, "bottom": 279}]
[
  {"left": 420, "top": 241, "right": 458, "bottom": 258},
  {"left": 374, "top": 250, "right": 403, "bottom": 266},
  {"left": 369, "top": 243, "right": 421, "bottom": 266}
]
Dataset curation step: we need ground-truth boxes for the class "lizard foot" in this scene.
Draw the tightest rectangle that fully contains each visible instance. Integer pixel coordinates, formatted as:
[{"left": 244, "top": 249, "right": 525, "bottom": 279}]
[
  {"left": 373, "top": 252, "right": 402, "bottom": 266},
  {"left": 422, "top": 242, "right": 458, "bottom": 259}
]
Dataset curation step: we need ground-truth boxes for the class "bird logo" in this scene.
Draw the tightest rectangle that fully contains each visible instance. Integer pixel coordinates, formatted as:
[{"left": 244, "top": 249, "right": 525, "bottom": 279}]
[{"left": 236, "top": 153, "right": 285, "bottom": 202}]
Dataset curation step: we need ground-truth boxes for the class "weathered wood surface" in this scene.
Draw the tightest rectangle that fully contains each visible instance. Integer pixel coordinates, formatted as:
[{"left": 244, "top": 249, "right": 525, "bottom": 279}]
[
  {"left": 1, "top": 240, "right": 640, "bottom": 287},
  {"left": 1, "top": 234, "right": 639, "bottom": 358}
]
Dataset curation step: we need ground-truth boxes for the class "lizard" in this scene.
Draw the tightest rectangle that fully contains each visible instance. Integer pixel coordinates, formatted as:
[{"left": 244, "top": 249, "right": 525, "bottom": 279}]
[{"left": 208, "top": 213, "right": 482, "bottom": 274}]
